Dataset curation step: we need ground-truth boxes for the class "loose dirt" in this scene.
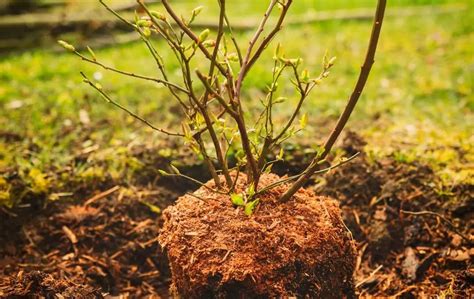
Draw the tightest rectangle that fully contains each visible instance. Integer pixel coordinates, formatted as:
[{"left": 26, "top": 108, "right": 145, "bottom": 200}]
[{"left": 0, "top": 132, "right": 472, "bottom": 298}]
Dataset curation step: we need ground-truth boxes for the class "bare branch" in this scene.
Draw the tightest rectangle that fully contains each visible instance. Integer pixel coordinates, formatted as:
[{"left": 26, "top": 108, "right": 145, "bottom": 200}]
[{"left": 280, "top": 0, "right": 387, "bottom": 202}]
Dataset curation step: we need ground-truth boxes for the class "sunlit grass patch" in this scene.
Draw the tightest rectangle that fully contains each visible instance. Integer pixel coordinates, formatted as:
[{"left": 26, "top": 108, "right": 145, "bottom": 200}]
[{"left": 0, "top": 0, "right": 472, "bottom": 207}]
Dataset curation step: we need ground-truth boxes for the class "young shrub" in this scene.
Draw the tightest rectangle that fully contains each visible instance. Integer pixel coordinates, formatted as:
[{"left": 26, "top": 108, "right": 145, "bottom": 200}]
[{"left": 61, "top": 0, "right": 386, "bottom": 296}]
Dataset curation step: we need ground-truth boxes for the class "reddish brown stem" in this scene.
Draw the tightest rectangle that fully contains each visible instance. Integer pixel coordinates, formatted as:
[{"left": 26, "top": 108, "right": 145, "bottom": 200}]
[{"left": 279, "top": 0, "right": 387, "bottom": 202}]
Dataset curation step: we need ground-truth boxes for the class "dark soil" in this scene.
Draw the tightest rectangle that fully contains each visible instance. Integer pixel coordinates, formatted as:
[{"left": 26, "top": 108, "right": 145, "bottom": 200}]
[
  {"left": 1, "top": 271, "right": 102, "bottom": 298},
  {"left": 0, "top": 184, "right": 180, "bottom": 298},
  {"left": 160, "top": 173, "right": 356, "bottom": 298},
  {"left": 0, "top": 132, "right": 472, "bottom": 298},
  {"left": 317, "top": 133, "right": 474, "bottom": 297}
]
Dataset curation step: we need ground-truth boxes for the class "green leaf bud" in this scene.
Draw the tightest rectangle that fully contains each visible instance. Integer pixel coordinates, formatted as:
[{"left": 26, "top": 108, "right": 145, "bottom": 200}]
[
  {"left": 273, "top": 43, "right": 282, "bottom": 60},
  {"left": 192, "top": 6, "right": 204, "bottom": 16},
  {"left": 142, "top": 27, "right": 151, "bottom": 37},
  {"left": 198, "top": 29, "right": 210, "bottom": 42},
  {"left": 301, "top": 69, "right": 309, "bottom": 82},
  {"left": 150, "top": 10, "right": 166, "bottom": 21},
  {"left": 299, "top": 113, "right": 308, "bottom": 129},
  {"left": 227, "top": 53, "right": 239, "bottom": 62},
  {"left": 202, "top": 39, "right": 216, "bottom": 48},
  {"left": 57, "top": 40, "right": 75, "bottom": 52},
  {"left": 136, "top": 19, "right": 152, "bottom": 27},
  {"left": 277, "top": 148, "right": 284, "bottom": 160}
]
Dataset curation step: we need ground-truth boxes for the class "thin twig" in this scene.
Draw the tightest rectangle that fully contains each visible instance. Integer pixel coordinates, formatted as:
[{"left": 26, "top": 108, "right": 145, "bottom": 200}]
[
  {"left": 84, "top": 185, "right": 120, "bottom": 206},
  {"left": 195, "top": 70, "right": 237, "bottom": 117},
  {"left": 400, "top": 210, "right": 472, "bottom": 245},
  {"left": 101, "top": 0, "right": 190, "bottom": 111},
  {"left": 256, "top": 152, "right": 360, "bottom": 196},
  {"left": 235, "top": 0, "right": 278, "bottom": 97},
  {"left": 74, "top": 51, "right": 189, "bottom": 94},
  {"left": 355, "top": 265, "right": 383, "bottom": 289},
  {"left": 224, "top": 13, "right": 243, "bottom": 65},
  {"left": 81, "top": 72, "right": 183, "bottom": 137},
  {"left": 162, "top": 173, "right": 227, "bottom": 195},
  {"left": 241, "top": 0, "right": 293, "bottom": 80}
]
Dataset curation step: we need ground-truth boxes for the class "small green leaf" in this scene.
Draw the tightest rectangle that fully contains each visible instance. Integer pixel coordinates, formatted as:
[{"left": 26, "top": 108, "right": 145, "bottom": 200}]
[
  {"left": 189, "top": 5, "right": 204, "bottom": 24},
  {"left": 273, "top": 43, "right": 282, "bottom": 60},
  {"left": 289, "top": 58, "right": 302, "bottom": 66},
  {"left": 244, "top": 199, "right": 259, "bottom": 216},
  {"left": 327, "top": 56, "right": 337, "bottom": 68},
  {"left": 181, "top": 121, "right": 192, "bottom": 139},
  {"left": 264, "top": 164, "right": 273, "bottom": 173},
  {"left": 247, "top": 183, "right": 255, "bottom": 199},
  {"left": 158, "top": 169, "right": 168, "bottom": 176},
  {"left": 231, "top": 193, "right": 245, "bottom": 206},
  {"left": 194, "top": 113, "right": 205, "bottom": 126},
  {"left": 277, "top": 148, "right": 284, "bottom": 160},
  {"left": 202, "top": 39, "right": 216, "bottom": 48},
  {"left": 299, "top": 113, "right": 308, "bottom": 129},
  {"left": 140, "top": 201, "right": 161, "bottom": 214},
  {"left": 322, "top": 50, "right": 329, "bottom": 68},
  {"left": 274, "top": 97, "right": 287, "bottom": 104},
  {"left": 227, "top": 53, "right": 239, "bottom": 62}
]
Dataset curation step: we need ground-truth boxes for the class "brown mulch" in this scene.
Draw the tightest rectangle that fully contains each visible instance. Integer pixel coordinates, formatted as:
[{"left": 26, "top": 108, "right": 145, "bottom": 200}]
[
  {"left": 316, "top": 133, "right": 474, "bottom": 297},
  {"left": 1, "top": 271, "right": 102, "bottom": 298},
  {"left": 0, "top": 132, "right": 472, "bottom": 298},
  {"left": 0, "top": 184, "right": 179, "bottom": 298}
]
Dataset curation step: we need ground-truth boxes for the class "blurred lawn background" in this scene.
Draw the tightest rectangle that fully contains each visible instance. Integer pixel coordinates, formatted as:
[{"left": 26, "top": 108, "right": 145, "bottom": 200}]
[{"left": 0, "top": 0, "right": 472, "bottom": 207}]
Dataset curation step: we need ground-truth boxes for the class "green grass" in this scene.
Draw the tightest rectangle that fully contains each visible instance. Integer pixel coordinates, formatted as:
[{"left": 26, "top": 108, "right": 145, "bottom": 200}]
[{"left": 0, "top": 0, "right": 472, "bottom": 207}]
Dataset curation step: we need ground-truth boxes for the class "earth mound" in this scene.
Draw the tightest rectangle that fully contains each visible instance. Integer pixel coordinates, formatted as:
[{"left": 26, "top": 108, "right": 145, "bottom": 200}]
[{"left": 159, "top": 173, "right": 357, "bottom": 298}]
